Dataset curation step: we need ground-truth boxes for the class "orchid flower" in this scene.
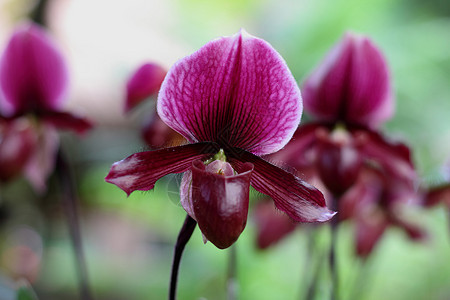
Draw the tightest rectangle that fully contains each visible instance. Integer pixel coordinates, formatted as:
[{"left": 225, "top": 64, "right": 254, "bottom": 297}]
[
  {"left": 252, "top": 33, "right": 423, "bottom": 257},
  {"left": 106, "top": 30, "right": 335, "bottom": 249},
  {"left": 0, "top": 23, "right": 92, "bottom": 191},
  {"left": 300, "top": 33, "right": 423, "bottom": 257},
  {"left": 299, "top": 32, "right": 416, "bottom": 199},
  {"left": 0, "top": 23, "right": 93, "bottom": 298}
]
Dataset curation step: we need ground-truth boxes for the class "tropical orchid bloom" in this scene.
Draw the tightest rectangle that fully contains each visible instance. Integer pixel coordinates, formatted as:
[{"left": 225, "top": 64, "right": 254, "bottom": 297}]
[
  {"left": 254, "top": 126, "right": 421, "bottom": 253},
  {"left": 264, "top": 33, "right": 398, "bottom": 196},
  {"left": 252, "top": 33, "right": 423, "bottom": 256},
  {"left": 296, "top": 32, "right": 413, "bottom": 198},
  {"left": 0, "top": 23, "right": 92, "bottom": 190},
  {"left": 106, "top": 30, "right": 335, "bottom": 249}
]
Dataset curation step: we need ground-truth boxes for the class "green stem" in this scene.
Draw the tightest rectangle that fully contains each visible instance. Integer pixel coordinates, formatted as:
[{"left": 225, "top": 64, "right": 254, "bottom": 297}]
[
  {"left": 55, "top": 150, "right": 93, "bottom": 300},
  {"left": 349, "top": 255, "right": 375, "bottom": 300},
  {"left": 448, "top": 208, "right": 450, "bottom": 244},
  {"left": 169, "top": 215, "right": 196, "bottom": 300},
  {"left": 227, "top": 245, "right": 238, "bottom": 300},
  {"left": 304, "top": 226, "right": 318, "bottom": 300},
  {"left": 329, "top": 195, "right": 339, "bottom": 300}
]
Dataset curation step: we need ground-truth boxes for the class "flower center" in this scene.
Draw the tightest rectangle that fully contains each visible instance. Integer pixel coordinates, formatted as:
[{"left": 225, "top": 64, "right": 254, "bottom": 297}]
[{"left": 203, "top": 149, "right": 236, "bottom": 177}]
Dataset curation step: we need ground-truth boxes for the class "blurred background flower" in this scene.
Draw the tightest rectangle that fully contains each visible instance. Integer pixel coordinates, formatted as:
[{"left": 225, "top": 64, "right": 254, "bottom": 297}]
[{"left": 1, "top": 0, "right": 450, "bottom": 299}]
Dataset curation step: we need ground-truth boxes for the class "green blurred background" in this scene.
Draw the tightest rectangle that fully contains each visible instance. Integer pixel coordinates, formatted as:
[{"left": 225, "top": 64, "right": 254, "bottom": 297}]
[{"left": 0, "top": 0, "right": 450, "bottom": 299}]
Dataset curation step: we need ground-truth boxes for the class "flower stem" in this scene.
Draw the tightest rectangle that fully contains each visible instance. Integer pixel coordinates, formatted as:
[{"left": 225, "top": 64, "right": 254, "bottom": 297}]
[
  {"left": 329, "top": 196, "right": 339, "bottom": 300},
  {"left": 169, "top": 215, "right": 197, "bottom": 300},
  {"left": 448, "top": 208, "right": 450, "bottom": 243},
  {"left": 304, "top": 226, "right": 315, "bottom": 300},
  {"left": 55, "top": 150, "right": 93, "bottom": 300},
  {"left": 227, "top": 245, "right": 238, "bottom": 300},
  {"left": 349, "top": 255, "right": 375, "bottom": 300},
  {"left": 30, "top": 0, "right": 50, "bottom": 26},
  {"left": 303, "top": 226, "right": 323, "bottom": 300},
  {"left": 330, "top": 221, "right": 338, "bottom": 300}
]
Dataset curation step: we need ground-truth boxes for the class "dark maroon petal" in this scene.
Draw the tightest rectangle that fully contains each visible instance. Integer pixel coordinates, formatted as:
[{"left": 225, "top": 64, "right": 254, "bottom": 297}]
[
  {"left": 424, "top": 184, "right": 450, "bottom": 207},
  {"left": 125, "top": 63, "right": 166, "bottom": 113},
  {"left": 42, "top": 111, "right": 93, "bottom": 134},
  {"left": 339, "top": 167, "right": 384, "bottom": 221},
  {"left": 105, "top": 142, "right": 217, "bottom": 195},
  {"left": 158, "top": 30, "right": 301, "bottom": 155},
  {"left": 355, "top": 210, "right": 388, "bottom": 258},
  {"left": 0, "top": 119, "right": 36, "bottom": 181},
  {"left": 253, "top": 200, "right": 296, "bottom": 249},
  {"left": 141, "top": 110, "right": 185, "bottom": 149},
  {"left": 0, "top": 23, "right": 68, "bottom": 116},
  {"left": 303, "top": 33, "right": 392, "bottom": 127},
  {"left": 354, "top": 129, "right": 416, "bottom": 187},
  {"left": 231, "top": 150, "right": 335, "bottom": 222},
  {"left": 266, "top": 122, "right": 323, "bottom": 170},
  {"left": 316, "top": 128, "right": 362, "bottom": 196},
  {"left": 191, "top": 160, "right": 253, "bottom": 249},
  {"left": 390, "top": 215, "right": 427, "bottom": 241}
]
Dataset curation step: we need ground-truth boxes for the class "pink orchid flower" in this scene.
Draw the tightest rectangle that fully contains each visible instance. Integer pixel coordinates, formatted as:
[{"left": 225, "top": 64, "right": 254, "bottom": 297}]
[
  {"left": 106, "top": 30, "right": 335, "bottom": 249},
  {"left": 253, "top": 33, "right": 423, "bottom": 256},
  {"left": 0, "top": 23, "right": 92, "bottom": 191}
]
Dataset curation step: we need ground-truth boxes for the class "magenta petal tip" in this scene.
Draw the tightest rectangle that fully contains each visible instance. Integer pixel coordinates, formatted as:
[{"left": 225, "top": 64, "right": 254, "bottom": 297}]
[
  {"left": 105, "top": 156, "right": 141, "bottom": 196},
  {"left": 105, "top": 143, "right": 216, "bottom": 196},
  {"left": 316, "top": 208, "right": 337, "bottom": 222},
  {"left": 125, "top": 63, "right": 166, "bottom": 113},
  {"left": 232, "top": 151, "right": 333, "bottom": 223}
]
